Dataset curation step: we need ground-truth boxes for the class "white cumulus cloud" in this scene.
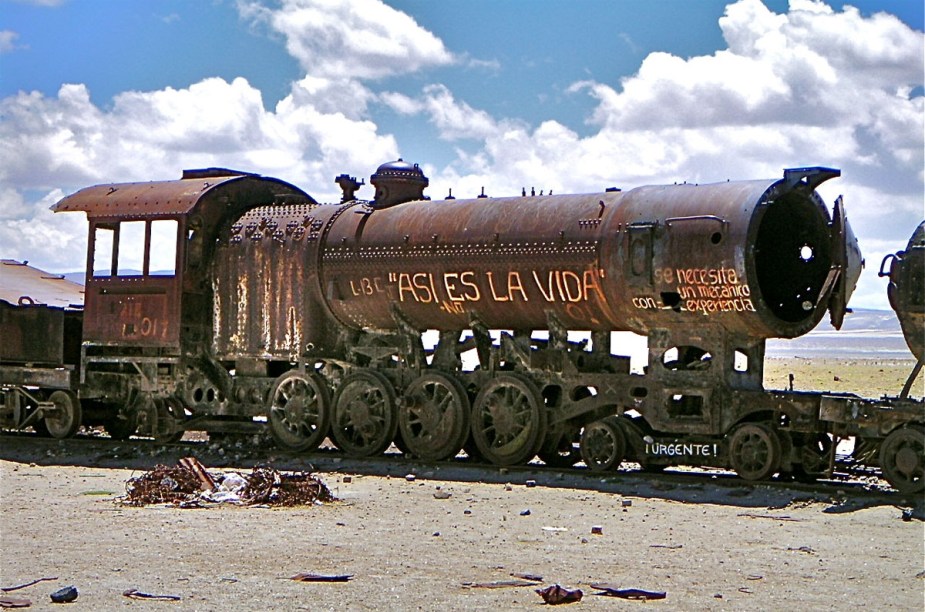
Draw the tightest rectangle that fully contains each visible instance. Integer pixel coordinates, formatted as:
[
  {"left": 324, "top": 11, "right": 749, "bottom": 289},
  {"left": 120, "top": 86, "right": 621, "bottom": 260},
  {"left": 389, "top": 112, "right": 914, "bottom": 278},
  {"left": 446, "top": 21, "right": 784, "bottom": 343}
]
[
  {"left": 0, "top": 30, "right": 21, "bottom": 53},
  {"left": 237, "top": 0, "right": 454, "bottom": 79}
]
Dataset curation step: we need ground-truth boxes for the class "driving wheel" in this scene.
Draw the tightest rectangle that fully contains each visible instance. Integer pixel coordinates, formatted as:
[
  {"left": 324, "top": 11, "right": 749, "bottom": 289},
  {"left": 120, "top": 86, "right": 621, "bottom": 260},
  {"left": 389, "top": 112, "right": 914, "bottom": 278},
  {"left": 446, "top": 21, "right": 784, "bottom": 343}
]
[
  {"left": 268, "top": 371, "right": 331, "bottom": 452},
  {"left": 331, "top": 370, "right": 398, "bottom": 457},
  {"left": 470, "top": 373, "right": 546, "bottom": 466},
  {"left": 153, "top": 398, "right": 185, "bottom": 443},
  {"left": 398, "top": 372, "right": 470, "bottom": 461}
]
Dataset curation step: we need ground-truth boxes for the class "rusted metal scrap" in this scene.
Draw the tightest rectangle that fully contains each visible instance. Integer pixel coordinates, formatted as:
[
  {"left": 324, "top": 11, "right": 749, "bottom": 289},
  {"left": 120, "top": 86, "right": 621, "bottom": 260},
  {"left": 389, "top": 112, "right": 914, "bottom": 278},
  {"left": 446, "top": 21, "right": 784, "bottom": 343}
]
[
  {"left": 0, "top": 596, "right": 32, "bottom": 609},
  {"left": 178, "top": 456, "right": 217, "bottom": 491},
  {"left": 590, "top": 584, "right": 667, "bottom": 600},
  {"left": 123, "top": 463, "right": 208, "bottom": 506},
  {"left": 122, "top": 589, "right": 181, "bottom": 601},
  {"left": 1, "top": 577, "right": 58, "bottom": 593},
  {"left": 536, "top": 584, "right": 583, "bottom": 605},
  {"left": 122, "top": 459, "right": 333, "bottom": 507},
  {"left": 243, "top": 465, "right": 335, "bottom": 506},
  {"left": 290, "top": 573, "right": 353, "bottom": 583},
  {"left": 510, "top": 572, "right": 543, "bottom": 582}
]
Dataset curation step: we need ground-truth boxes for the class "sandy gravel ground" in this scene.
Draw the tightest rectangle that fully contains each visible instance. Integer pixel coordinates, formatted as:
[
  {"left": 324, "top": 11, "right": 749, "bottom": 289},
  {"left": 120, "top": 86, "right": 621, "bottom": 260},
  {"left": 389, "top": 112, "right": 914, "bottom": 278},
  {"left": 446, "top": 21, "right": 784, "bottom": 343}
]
[
  {"left": 1, "top": 358, "right": 923, "bottom": 611},
  {"left": 764, "top": 356, "right": 924, "bottom": 399}
]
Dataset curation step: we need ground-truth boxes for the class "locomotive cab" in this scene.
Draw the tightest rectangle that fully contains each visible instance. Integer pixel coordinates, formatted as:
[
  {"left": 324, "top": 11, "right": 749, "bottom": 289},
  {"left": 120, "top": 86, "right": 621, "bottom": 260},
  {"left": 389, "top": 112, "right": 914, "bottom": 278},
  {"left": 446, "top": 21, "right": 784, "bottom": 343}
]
[
  {"left": 55, "top": 172, "right": 231, "bottom": 354},
  {"left": 82, "top": 216, "right": 184, "bottom": 349},
  {"left": 51, "top": 170, "right": 314, "bottom": 436}
]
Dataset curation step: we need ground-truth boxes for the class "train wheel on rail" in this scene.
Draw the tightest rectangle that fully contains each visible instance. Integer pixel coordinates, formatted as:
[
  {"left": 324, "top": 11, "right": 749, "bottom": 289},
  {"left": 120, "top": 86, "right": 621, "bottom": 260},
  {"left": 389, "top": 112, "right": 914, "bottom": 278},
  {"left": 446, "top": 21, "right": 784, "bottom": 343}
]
[
  {"left": 268, "top": 371, "right": 332, "bottom": 452},
  {"left": 788, "top": 433, "right": 833, "bottom": 482},
  {"left": 398, "top": 372, "right": 470, "bottom": 461},
  {"left": 331, "top": 370, "right": 398, "bottom": 457},
  {"left": 579, "top": 417, "right": 626, "bottom": 472},
  {"left": 879, "top": 426, "right": 924, "bottom": 495},
  {"left": 153, "top": 398, "right": 185, "bottom": 443},
  {"left": 104, "top": 409, "right": 138, "bottom": 441},
  {"left": 728, "top": 422, "right": 782, "bottom": 481},
  {"left": 462, "top": 437, "right": 484, "bottom": 462},
  {"left": 538, "top": 425, "right": 581, "bottom": 468},
  {"left": 44, "top": 390, "right": 82, "bottom": 439},
  {"left": 32, "top": 418, "right": 52, "bottom": 437},
  {"left": 470, "top": 373, "right": 546, "bottom": 466}
]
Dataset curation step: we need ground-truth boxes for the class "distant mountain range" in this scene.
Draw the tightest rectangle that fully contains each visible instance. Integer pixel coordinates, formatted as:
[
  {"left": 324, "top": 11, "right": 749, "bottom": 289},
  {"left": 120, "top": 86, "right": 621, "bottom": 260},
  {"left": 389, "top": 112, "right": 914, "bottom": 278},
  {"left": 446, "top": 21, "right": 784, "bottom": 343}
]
[
  {"left": 767, "top": 308, "right": 910, "bottom": 359},
  {"left": 64, "top": 270, "right": 167, "bottom": 284},
  {"left": 808, "top": 308, "right": 901, "bottom": 335}
]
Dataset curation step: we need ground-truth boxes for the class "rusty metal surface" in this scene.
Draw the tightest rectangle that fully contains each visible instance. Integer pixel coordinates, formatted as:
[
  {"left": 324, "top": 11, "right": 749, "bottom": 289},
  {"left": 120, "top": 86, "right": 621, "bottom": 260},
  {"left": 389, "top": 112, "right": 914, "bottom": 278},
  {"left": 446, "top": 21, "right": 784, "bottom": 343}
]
[
  {"left": 369, "top": 158, "right": 429, "bottom": 208},
  {"left": 66, "top": 174, "right": 316, "bottom": 349},
  {"left": 52, "top": 174, "right": 245, "bottom": 218},
  {"left": 0, "top": 364, "right": 74, "bottom": 388},
  {"left": 884, "top": 221, "right": 924, "bottom": 360},
  {"left": 322, "top": 192, "right": 620, "bottom": 332},
  {"left": 0, "top": 259, "right": 84, "bottom": 308},
  {"left": 0, "top": 301, "right": 62, "bottom": 364},
  {"left": 51, "top": 170, "right": 316, "bottom": 219},
  {"left": 212, "top": 202, "right": 345, "bottom": 361},
  {"left": 0, "top": 301, "right": 81, "bottom": 366},
  {"left": 82, "top": 277, "right": 180, "bottom": 347},
  {"left": 318, "top": 170, "right": 856, "bottom": 341},
  {"left": 211, "top": 166, "right": 861, "bottom": 378}
]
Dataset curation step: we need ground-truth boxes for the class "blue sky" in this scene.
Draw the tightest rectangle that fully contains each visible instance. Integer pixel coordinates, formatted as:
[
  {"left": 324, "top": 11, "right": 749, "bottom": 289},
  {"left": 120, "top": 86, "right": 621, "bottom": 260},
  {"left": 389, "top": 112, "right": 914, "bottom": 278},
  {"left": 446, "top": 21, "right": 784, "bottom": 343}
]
[{"left": 1, "top": 0, "right": 922, "bottom": 310}]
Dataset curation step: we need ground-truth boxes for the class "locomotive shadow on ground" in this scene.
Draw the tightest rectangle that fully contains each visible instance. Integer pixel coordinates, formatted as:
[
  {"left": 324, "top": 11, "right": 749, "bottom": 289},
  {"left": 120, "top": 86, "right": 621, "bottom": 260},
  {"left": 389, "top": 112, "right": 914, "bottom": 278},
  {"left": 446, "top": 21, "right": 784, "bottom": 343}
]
[{"left": 2, "top": 432, "right": 920, "bottom": 519}]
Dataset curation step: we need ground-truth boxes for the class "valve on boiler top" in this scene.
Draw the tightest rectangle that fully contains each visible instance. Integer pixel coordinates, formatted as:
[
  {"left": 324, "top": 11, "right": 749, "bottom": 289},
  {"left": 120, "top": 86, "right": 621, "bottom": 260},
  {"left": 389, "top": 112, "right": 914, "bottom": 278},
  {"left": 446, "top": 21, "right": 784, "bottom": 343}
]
[{"left": 370, "top": 159, "right": 429, "bottom": 209}]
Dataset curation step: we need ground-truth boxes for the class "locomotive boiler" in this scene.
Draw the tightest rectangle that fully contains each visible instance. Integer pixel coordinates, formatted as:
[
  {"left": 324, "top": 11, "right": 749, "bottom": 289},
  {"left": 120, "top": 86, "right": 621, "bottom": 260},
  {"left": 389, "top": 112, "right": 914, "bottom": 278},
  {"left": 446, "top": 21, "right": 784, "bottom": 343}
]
[
  {"left": 215, "top": 163, "right": 860, "bottom": 354},
  {"left": 2, "top": 160, "right": 921, "bottom": 493},
  {"left": 208, "top": 160, "right": 866, "bottom": 472}
]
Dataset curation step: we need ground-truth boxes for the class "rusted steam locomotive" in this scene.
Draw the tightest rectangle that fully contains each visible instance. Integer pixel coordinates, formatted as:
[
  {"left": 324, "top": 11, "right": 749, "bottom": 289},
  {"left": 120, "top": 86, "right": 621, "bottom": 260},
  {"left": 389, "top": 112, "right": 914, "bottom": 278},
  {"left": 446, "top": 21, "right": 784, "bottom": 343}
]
[{"left": 1, "top": 161, "right": 922, "bottom": 493}]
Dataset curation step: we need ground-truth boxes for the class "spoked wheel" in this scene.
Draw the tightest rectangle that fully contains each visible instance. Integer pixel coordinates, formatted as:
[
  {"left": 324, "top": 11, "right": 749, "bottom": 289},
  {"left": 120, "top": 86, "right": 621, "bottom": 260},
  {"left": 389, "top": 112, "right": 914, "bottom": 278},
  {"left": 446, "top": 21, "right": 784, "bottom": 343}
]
[
  {"left": 331, "top": 370, "right": 398, "bottom": 457},
  {"left": 728, "top": 422, "right": 782, "bottom": 481},
  {"left": 470, "top": 373, "right": 546, "bottom": 466},
  {"left": 579, "top": 417, "right": 626, "bottom": 472},
  {"left": 268, "top": 371, "right": 332, "bottom": 452},
  {"left": 538, "top": 425, "right": 581, "bottom": 468},
  {"left": 879, "top": 426, "right": 924, "bottom": 495},
  {"left": 135, "top": 398, "right": 184, "bottom": 443},
  {"left": 153, "top": 398, "right": 185, "bottom": 443},
  {"left": 791, "top": 433, "right": 834, "bottom": 482},
  {"left": 398, "top": 372, "right": 470, "bottom": 461},
  {"left": 44, "top": 390, "right": 82, "bottom": 439}
]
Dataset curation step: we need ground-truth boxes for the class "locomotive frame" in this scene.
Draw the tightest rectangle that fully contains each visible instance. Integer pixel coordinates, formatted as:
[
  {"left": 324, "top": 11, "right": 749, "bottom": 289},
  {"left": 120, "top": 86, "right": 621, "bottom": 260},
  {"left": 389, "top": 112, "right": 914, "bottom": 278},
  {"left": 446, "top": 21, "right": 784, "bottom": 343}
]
[{"left": 1, "top": 162, "right": 922, "bottom": 494}]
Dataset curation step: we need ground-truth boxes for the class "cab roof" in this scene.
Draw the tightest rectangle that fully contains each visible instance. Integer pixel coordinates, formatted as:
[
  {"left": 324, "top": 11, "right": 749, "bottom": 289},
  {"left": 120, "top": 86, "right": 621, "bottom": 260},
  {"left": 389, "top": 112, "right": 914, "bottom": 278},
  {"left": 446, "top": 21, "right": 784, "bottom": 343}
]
[{"left": 51, "top": 169, "right": 314, "bottom": 220}]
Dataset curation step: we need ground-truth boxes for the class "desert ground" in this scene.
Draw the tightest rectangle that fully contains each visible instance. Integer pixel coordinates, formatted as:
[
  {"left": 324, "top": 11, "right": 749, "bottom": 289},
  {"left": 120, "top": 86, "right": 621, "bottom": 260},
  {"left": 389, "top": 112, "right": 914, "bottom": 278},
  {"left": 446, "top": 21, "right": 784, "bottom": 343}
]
[{"left": 1, "top": 357, "right": 923, "bottom": 611}]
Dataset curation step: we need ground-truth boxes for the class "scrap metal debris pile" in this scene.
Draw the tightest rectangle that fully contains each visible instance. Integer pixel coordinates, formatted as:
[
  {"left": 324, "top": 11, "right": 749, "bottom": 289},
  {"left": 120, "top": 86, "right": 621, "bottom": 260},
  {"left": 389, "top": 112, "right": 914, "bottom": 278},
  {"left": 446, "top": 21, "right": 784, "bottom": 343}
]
[{"left": 123, "top": 457, "right": 335, "bottom": 507}]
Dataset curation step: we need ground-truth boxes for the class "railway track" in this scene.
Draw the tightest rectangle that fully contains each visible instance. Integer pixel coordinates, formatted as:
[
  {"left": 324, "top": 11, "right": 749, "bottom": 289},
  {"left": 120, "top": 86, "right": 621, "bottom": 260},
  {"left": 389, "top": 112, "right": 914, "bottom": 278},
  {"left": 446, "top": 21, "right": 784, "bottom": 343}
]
[{"left": 1, "top": 429, "right": 917, "bottom": 509}]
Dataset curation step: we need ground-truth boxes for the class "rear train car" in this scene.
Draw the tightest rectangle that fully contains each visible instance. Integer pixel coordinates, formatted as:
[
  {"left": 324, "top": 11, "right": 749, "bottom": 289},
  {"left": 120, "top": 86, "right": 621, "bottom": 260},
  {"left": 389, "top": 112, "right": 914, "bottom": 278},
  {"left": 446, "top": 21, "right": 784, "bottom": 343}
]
[{"left": 0, "top": 260, "right": 84, "bottom": 437}]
